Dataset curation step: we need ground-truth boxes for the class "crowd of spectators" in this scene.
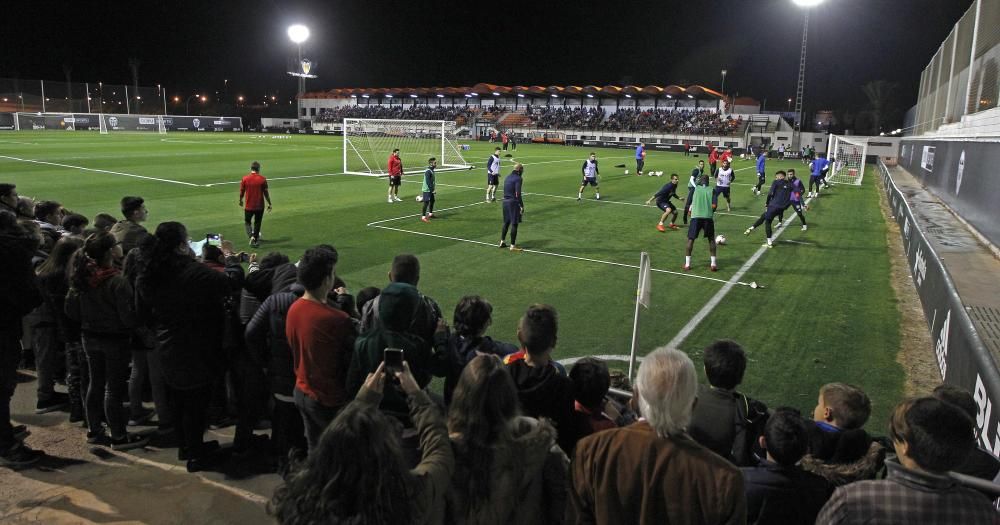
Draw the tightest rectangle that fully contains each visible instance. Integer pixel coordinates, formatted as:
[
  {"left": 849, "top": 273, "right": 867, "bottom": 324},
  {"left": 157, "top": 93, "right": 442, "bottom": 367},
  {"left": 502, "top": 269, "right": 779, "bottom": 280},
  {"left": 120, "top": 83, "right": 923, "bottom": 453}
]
[
  {"left": 2, "top": 179, "right": 999, "bottom": 524},
  {"left": 526, "top": 106, "right": 605, "bottom": 130},
  {"left": 604, "top": 108, "right": 743, "bottom": 135},
  {"left": 315, "top": 105, "right": 478, "bottom": 123}
]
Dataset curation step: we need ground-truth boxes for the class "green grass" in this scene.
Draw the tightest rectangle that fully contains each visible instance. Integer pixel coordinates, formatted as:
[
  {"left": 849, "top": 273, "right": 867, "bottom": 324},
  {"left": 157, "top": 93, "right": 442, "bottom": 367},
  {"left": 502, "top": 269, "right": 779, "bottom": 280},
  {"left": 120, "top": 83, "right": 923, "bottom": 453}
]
[{"left": 0, "top": 131, "right": 903, "bottom": 426}]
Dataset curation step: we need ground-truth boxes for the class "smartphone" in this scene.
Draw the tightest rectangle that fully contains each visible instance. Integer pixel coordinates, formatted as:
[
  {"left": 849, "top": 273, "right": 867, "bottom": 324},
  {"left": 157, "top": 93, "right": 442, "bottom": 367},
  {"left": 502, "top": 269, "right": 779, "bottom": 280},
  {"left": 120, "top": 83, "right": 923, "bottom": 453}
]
[
  {"left": 383, "top": 348, "right": 404, "bottom": 375},
  {"left": 239, "top": 252, "right": 250, "bottom": 263},
  {"left": 206, "top": 233, "right": 222, "bottom": 247}
]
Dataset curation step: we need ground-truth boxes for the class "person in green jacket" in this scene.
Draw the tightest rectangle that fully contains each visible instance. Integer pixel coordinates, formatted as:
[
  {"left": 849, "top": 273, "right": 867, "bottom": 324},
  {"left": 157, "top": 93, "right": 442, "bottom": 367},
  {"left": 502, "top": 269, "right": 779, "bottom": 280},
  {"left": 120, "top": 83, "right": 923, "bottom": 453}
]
[
  {"left": 685, "top": 175, "right": 719, "bottom": 272},
  {"left": 421, "top": 157, "right": 437, "bottom": 223}
]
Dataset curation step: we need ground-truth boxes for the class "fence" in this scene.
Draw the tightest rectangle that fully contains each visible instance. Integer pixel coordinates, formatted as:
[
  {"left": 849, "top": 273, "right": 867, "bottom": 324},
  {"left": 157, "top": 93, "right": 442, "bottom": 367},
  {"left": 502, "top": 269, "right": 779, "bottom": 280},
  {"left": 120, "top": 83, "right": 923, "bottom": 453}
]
[{"left": 914, "top": 0, "right": 1000, "bottom": 135}]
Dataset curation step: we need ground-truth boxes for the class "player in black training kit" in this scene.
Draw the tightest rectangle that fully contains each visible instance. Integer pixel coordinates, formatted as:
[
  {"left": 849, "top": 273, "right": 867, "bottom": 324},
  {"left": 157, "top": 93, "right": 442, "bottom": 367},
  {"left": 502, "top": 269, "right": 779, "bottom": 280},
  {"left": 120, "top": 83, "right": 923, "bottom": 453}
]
[
  {"left": 744, "top": 170, "right": 792, "bottom": 248},
  {"left": 646, "top": 173, "right": 681, "bottom": 232}
]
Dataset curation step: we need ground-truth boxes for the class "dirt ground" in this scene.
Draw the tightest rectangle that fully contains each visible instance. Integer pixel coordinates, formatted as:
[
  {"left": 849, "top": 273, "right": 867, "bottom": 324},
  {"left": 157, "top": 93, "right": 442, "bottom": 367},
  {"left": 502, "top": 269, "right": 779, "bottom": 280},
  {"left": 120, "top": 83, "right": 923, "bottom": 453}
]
[{"left": 876, "top": 177, "right": 940, "bottom": 396}]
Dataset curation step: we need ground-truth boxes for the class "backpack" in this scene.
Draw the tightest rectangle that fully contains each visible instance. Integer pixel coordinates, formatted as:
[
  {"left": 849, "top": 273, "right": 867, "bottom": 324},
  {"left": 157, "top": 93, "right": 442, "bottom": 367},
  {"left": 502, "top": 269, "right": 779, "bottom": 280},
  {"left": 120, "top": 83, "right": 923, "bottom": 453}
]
[{"left": 731, "top": 392, "right": 770, "bottom": 467}]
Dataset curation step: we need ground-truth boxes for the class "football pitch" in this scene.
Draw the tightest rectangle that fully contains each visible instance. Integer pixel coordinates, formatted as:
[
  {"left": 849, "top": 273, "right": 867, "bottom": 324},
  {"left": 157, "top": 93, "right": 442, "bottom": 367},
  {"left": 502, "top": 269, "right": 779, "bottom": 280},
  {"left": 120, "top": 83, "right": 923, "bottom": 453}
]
[{"left": 0, "top": 131, "right": 904, "bottom": 424}]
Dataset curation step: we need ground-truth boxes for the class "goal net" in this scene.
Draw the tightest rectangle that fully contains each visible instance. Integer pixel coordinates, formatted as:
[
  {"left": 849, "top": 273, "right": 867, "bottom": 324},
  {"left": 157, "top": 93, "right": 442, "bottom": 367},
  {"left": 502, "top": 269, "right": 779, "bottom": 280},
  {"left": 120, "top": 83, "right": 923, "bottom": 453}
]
[
  {"left": 826, "top": 135, "right": 868, "bottom": 186},
  {"left": 343, "top": 118, "right": 471, "bottom": 176}
]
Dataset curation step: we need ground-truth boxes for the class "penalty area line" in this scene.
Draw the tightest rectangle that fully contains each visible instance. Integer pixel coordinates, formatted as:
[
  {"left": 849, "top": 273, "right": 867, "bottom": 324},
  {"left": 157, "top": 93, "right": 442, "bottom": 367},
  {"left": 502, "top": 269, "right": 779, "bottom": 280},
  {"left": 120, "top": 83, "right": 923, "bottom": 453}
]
[
  {"left": 367, "top": 207, "right": 755, "bottom": 287},
  {"left": 0, "top": 155, "right": 202, "bottom": 187},
  {"left": 666, "top": 194, "right": 817, "bottom": 349}
]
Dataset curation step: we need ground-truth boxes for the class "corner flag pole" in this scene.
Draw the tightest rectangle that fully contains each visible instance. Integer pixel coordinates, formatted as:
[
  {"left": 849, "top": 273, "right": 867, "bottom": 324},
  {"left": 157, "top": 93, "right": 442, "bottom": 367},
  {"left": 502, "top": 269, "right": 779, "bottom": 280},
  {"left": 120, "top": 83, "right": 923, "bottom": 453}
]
[{"left": 628, "top": 252, "right": 651, "bottom": 382}]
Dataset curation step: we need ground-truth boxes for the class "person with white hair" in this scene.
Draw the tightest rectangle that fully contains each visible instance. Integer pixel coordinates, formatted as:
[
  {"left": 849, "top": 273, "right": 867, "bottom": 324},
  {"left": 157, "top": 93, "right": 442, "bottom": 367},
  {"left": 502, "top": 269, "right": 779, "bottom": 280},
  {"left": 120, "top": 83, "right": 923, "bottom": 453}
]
[{"left": 568, "top": 347, "right": 747, "bottom": 525}]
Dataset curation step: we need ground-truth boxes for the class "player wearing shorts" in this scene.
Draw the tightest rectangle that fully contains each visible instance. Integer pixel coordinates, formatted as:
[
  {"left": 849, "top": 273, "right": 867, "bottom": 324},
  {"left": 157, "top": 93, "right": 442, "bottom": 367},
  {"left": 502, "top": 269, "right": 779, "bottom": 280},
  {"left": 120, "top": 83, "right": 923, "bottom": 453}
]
[
  {"left": 578, "top": 152, "right": 600, "bottom": 201},
  {"left": 786, "top": 169, "right": 808, "bottom": 231},
  {"left": 808, "top": 155, "right": 830, "bottom": 197},
  {"left": 420, "top": 157, "right": 437, "bottom": 223},
  {"left": 683, "top": 160, "right": 705, "bottom": 225},
  {"left": 685, "top": 174, "right": 718, "bottom": 272},
  {"left": 499, "top": 163, "right": 524, "bottom": 252},
  {"left": 713, "top": 159, "right": 735, "bottom": 212},
  {"left": 486, "top": 147, "right": 501, "bottom": 202},
  {"left": 645, "top": 173, "right": 681, "bottom": 232},
  {"left": 239, "top": 161, "right": 271, "bottom": 248},
  {"left": 754, "top": 149, "right": 767, "bottom": 195},
  {"left": 635, "top": 142, "right": 646, "bottom": 176},
  {"left": 387, "top": 148, "right": 403, "bottom": 203},
  {"left": 744, "top": 170, "right": 792, "bottom": 248}
]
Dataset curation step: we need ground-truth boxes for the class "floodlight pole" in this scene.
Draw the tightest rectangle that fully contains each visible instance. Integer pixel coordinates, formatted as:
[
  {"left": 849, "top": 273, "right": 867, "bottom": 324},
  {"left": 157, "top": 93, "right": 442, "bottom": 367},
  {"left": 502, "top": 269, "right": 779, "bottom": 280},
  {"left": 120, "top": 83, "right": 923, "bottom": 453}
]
[{"left": 793, "top": 9, "right": 809, "bottom": 149}]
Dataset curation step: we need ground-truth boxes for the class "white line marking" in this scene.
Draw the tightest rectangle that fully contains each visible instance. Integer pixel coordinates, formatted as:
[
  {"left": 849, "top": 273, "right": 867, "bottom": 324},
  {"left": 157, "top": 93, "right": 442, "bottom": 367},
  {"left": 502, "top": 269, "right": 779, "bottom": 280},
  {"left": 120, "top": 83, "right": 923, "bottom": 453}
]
[
  {"left": 666, "top": 194, "right": 817, "bottom": 348},
  {"left": 560, "top": 354, "right": 638, "bottom": 366},
  {"left": 368, "top": 208, "right": 747, "bottom": 286},
  {"left": 0, "top": 155, "right": 202, "bottom": 187},
  {"left": 0, "top": 140, "right": 39, "bottom": 146},
  {"left": 106, "top": 450, "right": 269, "bottom": 505},
  {"left": 204, "top": 172, "right": 341, "bottom": 186},
  {"left": 366, "top": 201, "right": 489, "bottom": 226}
]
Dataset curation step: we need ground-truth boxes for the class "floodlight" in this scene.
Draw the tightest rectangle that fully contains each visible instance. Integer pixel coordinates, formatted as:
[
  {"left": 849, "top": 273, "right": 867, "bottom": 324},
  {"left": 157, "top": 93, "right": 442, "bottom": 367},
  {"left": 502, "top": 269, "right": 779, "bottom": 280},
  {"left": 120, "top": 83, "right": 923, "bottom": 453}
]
[
  {"left": 386, "top": 94, "right": 393, "bottom": 98},
  {"left": 471, "top": 93, "right": 478, "bottom": 96},
  {"left": 436, "top": 94, "right": 445, "bottom": 98},
  {"left": 792, "top": 0, "right": 823, "bottom": 6},
  {"left": 362, "top": 94, "right": 370, "bottom": 98},
  {"left": 465, "top": 94, "right": 472, "bottom": 98},
  {"left": 351, "top": 94, "right": 357, "bottom": 98},
  {"left": 200, "top": 96, "right": 207, "bottom": 102},
  {"left": 492, "top": 92, "right": 500, "bottom": 96},
  {"left": 287, "top": 24, "right": 310, "bottom": 44},
  {"left": 624, "top": 94, "right": 631, "bottom": 98},
  {"left": 551, "top": 94, "right": 558, "bottom": 98},
  {"left": 586, "top": 94, "right": 594, "bottom": 98},
  {"left": 410, "top": 94, "right": 418, "bottom": 98},
  {"left": 687, "top": 94, "right": 694, "bottom": 99},
  {"left": 666, "top": 94, "right": 672, "bottom": 99},
  {"left": 517, "top": 94, "right": 525, "bottom": 98}
]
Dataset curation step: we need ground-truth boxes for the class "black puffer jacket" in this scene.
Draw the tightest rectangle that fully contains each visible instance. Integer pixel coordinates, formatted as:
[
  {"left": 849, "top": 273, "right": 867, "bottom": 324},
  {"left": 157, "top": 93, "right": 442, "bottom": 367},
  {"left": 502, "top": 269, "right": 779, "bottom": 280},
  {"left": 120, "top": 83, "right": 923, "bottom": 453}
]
[
  {"left": 137, "top": 256, "right": 243, "bottom": 390},
  {"left": 0, "top": 233, "right": 43, "bottom": 334}
]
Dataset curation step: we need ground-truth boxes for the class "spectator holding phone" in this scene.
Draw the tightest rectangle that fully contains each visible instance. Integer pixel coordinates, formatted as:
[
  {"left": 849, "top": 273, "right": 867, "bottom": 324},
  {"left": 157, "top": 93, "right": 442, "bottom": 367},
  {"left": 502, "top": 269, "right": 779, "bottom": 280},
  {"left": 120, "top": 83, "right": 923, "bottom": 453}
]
[{"left": 269, "top": 360, "right": 454, "bottom": 525}]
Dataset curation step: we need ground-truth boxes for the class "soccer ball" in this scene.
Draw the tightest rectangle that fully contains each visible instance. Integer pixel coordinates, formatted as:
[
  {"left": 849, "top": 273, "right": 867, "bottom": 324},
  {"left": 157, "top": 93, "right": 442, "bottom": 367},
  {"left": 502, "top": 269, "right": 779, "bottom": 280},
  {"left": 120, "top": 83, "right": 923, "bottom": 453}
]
[
  {"left": 624, "top": 170, "right": 629, "bottom": 175},
  {"left": 715, "top": 235, "right": 727, "bottom": 245},
  {"left": 415, "top": 195, "right": 423, "bottom": 202}
]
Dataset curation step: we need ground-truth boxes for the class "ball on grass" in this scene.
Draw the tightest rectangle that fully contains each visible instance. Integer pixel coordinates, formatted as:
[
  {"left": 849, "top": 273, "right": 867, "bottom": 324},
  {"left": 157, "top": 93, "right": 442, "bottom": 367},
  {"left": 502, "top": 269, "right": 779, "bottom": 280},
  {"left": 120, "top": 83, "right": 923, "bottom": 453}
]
[
  {"left": 625, "top": 169, "right": 629, "bottom": 175},
  {"left": 415, "top": 195, "right": 423, "bottom": 202},
  {"left": 715, "top": 234, "right": 727, "bottom": 245}
]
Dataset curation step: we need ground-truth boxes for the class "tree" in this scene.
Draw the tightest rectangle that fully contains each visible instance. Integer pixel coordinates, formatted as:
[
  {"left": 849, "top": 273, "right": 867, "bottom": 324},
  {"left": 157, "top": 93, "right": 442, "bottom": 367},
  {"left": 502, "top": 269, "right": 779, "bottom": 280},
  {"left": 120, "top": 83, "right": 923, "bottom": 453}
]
[{"left": 861, "top": 80, "right": 898, "bottom": 135}]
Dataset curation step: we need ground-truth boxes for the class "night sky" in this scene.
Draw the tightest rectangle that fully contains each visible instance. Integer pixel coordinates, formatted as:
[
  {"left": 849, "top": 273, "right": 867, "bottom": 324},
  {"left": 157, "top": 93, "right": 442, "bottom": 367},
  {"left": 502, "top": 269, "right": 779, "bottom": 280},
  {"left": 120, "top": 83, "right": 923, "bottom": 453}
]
[{"left": 1, "top": 0, "right": 974, "bottom": 122}]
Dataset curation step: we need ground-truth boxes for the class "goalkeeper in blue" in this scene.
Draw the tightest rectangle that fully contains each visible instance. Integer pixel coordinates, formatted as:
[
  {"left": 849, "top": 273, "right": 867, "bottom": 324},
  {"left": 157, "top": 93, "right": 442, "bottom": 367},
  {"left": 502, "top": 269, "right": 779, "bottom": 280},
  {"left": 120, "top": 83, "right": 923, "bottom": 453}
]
[
  {"left": 808, "top": 154, "right": 830, "bottom": 198},
  {"left": 577, "top": 152, "right": 601, "bottom": 200}
]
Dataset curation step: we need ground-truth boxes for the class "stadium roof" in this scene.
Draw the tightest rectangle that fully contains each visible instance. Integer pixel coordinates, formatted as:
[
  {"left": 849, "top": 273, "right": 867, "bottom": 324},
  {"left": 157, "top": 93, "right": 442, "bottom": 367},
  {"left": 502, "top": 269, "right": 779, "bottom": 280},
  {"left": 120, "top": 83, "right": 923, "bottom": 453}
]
[{"left": 302, "top": 83, "right": 724, "bottom": 100}]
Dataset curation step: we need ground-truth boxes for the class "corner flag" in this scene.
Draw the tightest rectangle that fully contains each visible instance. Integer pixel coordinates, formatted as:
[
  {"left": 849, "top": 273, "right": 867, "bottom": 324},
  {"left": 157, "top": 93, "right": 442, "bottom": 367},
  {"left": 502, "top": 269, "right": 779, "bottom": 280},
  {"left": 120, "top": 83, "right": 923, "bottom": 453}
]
[{"left": 637, "top": 252, "right": 651, "bottom": 308}]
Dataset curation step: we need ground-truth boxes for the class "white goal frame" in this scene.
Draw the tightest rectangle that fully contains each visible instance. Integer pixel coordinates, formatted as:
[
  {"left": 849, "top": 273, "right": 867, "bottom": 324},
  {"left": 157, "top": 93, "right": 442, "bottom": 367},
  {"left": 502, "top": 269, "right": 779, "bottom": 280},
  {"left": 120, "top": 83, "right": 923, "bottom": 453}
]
[
  {"left": 826, "top": 134, "right": 868, "bottom": 186},
  {"left": 342, "top": 118, "right": 472, "bottom": 176}
]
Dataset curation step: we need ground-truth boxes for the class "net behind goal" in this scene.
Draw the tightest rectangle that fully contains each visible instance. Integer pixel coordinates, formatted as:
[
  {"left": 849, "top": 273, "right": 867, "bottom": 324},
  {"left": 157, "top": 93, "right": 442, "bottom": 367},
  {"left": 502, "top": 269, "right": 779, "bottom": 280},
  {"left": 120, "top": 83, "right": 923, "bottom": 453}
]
[
  {"left": 343, "top": 118, "right": 471, "bottom": 176},
  {"left": 826, "top": 135, "right": 868, "bottom": 186}
]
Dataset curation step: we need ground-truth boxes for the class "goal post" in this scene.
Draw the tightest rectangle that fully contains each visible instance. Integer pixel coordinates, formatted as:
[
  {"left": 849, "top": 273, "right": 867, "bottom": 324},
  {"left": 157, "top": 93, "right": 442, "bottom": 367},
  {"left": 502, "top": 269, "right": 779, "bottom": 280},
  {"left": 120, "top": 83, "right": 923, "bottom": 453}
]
[
  {"left": 826, "top": 135, "right": 868, "bottom": 186},
  {"left": 343, "top": 118, "right": 472, "bottom": 176}
]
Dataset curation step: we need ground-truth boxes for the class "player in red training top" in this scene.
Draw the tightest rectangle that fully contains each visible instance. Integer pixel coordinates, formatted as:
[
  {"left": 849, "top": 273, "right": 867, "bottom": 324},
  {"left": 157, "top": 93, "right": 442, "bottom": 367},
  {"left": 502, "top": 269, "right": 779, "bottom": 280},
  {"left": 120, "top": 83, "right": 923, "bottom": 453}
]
[
  {"left": 708, "top": 144, "right": 719, "bottom": 177},
  {"left": 387, "top": 148, "right": 403, "bottom": 203},
  {"left": 239, "top": 161, "right": 271, "bottom": 248}
]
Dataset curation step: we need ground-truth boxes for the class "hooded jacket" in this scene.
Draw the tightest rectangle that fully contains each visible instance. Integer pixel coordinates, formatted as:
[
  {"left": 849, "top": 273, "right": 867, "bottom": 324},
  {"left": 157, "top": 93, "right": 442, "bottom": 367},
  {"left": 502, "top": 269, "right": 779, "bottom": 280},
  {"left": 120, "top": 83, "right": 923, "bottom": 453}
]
[
  {"left": 64, "top": 265, "right": 136, "bottom": 337},
  {"left": 505, "top": 357, "right": 576, "bottom": 454},
  {"left": 0, "top": 232, "right": 43, "bottom": 334},
  {"left": 446, "top": 417, "right": 569, "bottom": 525}
]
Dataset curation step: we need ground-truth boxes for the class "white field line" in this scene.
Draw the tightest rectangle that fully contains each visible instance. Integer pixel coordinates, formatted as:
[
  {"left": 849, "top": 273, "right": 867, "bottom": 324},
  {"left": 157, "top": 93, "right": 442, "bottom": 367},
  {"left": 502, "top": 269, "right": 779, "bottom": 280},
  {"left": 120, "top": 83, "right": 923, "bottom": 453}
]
[
  {"left": 0, "top": 140, "right": 39, "bottom": 146},
  {"left": 559, "top": 354, "right": 637, "bottom": 366},
  {"left": 367, "top": 204, "right": 749, "bottom": 287},
  {"left": 666, "top": 194, "right": 817, "bottom": 349},
  {"left": 204, "top": 173, "right": 341, "bottom": 187},
  {"left": 0, "top": 155, "right": 202, "bottom": 187}
]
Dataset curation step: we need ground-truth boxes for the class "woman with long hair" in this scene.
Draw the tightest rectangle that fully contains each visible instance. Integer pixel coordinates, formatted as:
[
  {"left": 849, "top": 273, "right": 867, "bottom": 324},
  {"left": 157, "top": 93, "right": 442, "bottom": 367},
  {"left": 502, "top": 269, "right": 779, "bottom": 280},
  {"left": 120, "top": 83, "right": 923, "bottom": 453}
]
[
  {"left": 270, "top": 361, "right": 454, "bottom": 525},
  {"left": 35, "top": 236, "right": 86, "bottom": 421},
  {"left": 446, "top": 355, "right": 569, "bottom": 525},
  {"left": 65, "top": 232, "right": 147, "bottom": 450},
  {"left": 133, "top": 221, "right": 243, "bottom": 471}
]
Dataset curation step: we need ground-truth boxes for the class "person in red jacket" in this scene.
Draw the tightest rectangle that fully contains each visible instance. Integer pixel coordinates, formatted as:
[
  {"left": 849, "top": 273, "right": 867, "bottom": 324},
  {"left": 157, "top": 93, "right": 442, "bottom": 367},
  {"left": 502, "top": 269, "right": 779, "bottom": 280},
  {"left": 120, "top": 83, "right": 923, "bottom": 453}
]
[
  {"left": 239, "top": 161, "right": 271, "bottom": 248},
  {"left": 708, "top": 144, "right": 719, "bottom": 177},
  {"left": 386, "top": 148, "right": 403, "bottom": 203}
]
